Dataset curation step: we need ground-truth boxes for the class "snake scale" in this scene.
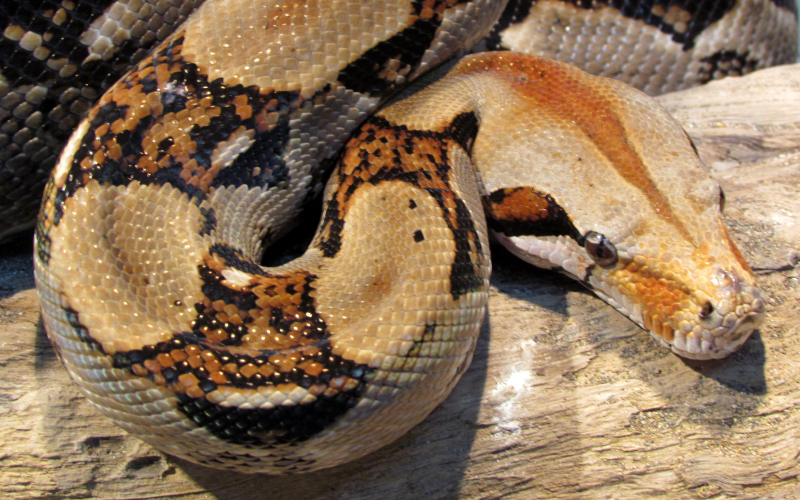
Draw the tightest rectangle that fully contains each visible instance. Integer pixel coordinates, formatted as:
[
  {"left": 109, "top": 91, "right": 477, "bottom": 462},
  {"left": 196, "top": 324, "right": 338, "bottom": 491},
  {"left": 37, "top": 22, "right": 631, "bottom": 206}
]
[{"left": 5, "top": 0, "right": 796, "bottom": 473}]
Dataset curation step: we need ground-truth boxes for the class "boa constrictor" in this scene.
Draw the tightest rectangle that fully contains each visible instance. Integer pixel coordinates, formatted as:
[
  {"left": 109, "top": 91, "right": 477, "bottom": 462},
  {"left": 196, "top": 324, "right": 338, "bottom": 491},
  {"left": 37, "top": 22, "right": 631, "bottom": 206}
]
[{"left": 24, "top": 0, "right": 796, "bottom": 473}]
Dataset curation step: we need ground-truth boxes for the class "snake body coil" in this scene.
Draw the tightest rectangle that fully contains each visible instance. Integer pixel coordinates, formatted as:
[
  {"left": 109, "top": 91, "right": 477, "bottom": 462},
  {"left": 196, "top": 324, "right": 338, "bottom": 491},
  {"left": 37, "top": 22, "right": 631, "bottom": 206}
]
[{"left": 26, "top": 0, "right": 792, "bottom": 473}]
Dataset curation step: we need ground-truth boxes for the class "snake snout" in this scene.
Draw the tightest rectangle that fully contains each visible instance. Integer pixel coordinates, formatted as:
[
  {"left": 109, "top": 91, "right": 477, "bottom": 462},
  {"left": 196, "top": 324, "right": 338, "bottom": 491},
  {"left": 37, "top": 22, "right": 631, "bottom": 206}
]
[{"left": 673, "top": 269, "right": 765, "bottom": 360}]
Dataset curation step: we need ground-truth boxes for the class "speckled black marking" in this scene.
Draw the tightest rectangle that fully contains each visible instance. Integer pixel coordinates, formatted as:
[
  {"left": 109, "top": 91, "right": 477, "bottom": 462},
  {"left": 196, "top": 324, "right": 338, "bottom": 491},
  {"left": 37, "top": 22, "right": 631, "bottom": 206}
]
[
  {"left": 106, "top": 330, "right": 374, "bottom": 446},
  {"left": 210, "top": 85, "right": 323, "bottom": 191},
  {"left": 484, "top": 188, "right": 582, "bottom": 240},
  {"left": 194, "top": 265, "right": 258, "bottom": 345},
  {"left": 449, "top": 196, "right": 485, "bottom": 298},
  {"left": 698, "top": 50, "right": 757, "bottom": 84},
  {"left": 50, "top": 36, "right": 284, "bottom": 225},
  {"left": 337, "top": 0, "right": 446, "bottom": 96},
  {"left": 194, "top": 248, "right": 328, "bottom": 347},
  {"left": 413, "top": 229, "right": 425, "bottom": 242},
  {"left": 318, "top": 115, "right": 484, "bottom": 299},
  {"left": 173, "top": 349, "right": 371, "bottom": 446},
  {"left": 193, "top": 271, "right": 322, "bottom": 346},
  {"left": 409, "top": 199, "right": 417, "bottom": 209},
  {"left": 54, "top": 256, "right": 378, "bottom": 446}
]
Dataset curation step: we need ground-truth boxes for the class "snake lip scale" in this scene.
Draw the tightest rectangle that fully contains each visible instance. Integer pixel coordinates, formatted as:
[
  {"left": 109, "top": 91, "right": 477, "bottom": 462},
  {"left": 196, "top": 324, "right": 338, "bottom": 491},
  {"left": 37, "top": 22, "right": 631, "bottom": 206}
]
[{"left": 24, "top": 0, "right": 791, "bottom": 473}]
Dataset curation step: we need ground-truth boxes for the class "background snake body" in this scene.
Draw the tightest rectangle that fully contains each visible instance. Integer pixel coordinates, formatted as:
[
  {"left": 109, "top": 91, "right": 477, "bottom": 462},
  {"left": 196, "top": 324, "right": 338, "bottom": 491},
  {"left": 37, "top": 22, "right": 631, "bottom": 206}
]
[{"left": 7, "top": 0, "right": 796, "bottom": 473}]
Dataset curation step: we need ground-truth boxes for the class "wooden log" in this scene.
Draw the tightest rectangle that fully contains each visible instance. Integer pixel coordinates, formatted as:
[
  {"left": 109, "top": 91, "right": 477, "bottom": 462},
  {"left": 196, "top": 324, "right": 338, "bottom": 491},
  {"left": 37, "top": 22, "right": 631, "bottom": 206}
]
[{"left": 1, "top": 63, "right": 799, "bottom": 499}]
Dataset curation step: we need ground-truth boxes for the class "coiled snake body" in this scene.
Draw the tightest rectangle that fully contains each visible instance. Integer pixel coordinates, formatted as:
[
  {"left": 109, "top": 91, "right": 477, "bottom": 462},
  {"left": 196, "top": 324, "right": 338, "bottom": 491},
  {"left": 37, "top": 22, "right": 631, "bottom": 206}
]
[{"left": 22, "top": 0, "right": 795, "bottom": 473}]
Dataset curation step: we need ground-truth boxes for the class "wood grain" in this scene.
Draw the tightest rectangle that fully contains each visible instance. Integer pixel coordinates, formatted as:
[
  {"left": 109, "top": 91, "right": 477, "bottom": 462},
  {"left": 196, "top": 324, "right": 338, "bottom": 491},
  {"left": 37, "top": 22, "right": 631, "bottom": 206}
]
[{"left": 1, "top": 63, "right": 799, "bottom": 500}]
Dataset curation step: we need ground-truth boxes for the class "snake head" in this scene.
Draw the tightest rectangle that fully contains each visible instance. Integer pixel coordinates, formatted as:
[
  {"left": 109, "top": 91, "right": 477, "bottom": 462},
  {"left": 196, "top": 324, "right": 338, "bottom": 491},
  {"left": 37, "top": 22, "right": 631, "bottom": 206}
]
[
  {"left": 490, "top": 186, "right": 765, "bottom": 360},
  {"left": 464, "top": 53, "right": 765, "bottom": 359},
  {"left": 578, "top": 225, "right": 764, "bottom": 360}
]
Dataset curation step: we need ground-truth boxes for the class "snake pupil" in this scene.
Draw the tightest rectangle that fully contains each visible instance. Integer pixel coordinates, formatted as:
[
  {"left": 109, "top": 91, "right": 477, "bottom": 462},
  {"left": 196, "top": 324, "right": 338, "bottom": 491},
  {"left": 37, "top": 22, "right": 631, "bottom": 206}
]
[{"left": 584, "top": 231, "right": 618, "bottom": 267}]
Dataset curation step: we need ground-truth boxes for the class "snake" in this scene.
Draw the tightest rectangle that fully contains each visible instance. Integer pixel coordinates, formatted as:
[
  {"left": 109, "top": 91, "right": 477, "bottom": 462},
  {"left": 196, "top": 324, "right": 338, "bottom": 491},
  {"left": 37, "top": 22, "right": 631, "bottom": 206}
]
[{"left": 16, "top": 0, "right": 797, "bottom": 474}]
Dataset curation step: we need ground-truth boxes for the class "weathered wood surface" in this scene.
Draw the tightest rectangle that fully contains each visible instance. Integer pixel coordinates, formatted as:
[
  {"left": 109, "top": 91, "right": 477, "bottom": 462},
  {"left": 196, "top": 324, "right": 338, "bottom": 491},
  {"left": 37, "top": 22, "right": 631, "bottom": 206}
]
[{"left": 1, "top": 64, "right": 799, "bottom": 500}]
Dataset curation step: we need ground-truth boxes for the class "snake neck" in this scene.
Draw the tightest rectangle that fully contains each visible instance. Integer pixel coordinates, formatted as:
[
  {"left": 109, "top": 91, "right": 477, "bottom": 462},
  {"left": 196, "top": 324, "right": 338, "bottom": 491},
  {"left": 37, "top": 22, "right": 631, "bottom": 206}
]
[{"left": 378, "top": 52, "right": 764, "bottom": 359}]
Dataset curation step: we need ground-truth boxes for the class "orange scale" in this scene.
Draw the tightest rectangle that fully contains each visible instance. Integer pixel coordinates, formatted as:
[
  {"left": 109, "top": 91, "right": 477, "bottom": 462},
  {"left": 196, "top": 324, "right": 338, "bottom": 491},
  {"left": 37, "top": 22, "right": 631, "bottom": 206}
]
[
  {"left": 278, "top": 360, "right": 297, "bottom": 373},
  {"left": 258, "top": 365, "right": 276, "bottom": 377},
  {"left": 157, "top": 353, "right": 174, "bottom": 368},
  {"left": 143, "top": 358, "right": 162, "bottom": 373},
  {"left": 222, "top": 304, "right": 239, "bottom": 317},
  {"left": 204, "top": 359, "right": 222, "bottom": 373},
  {"left": 131, "top": 363, "right": 148, "bottom": 377},
  {"left": 178, "top": 373, "right": 199, "bottom": 387},
  {"left": 185, "top": 345, "right": 201, "bottom": 356},
  {"left": 186, "top": 386, "right": 205, "bottom": 399},
  {"left": 209, "top": 371, "right": 228, "bottom": 385},
  {"left": 298, "top": 360, "right": 323, "bottom": 377},
  {"left": 240, "top": 364, "right": 259, "bottom": 378},
  {"left": 187, "top": 355, "right": 203, "bottom": 369},
  {"left": 171, "top": 349, "right": 188, "bottom": 362}
]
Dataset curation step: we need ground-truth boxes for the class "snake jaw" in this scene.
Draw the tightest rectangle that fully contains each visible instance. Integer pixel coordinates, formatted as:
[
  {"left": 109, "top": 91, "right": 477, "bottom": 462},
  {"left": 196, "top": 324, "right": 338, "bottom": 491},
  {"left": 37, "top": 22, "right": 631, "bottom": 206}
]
[{"left": 496, "top": 231, "right": 764, "bottom": 360}]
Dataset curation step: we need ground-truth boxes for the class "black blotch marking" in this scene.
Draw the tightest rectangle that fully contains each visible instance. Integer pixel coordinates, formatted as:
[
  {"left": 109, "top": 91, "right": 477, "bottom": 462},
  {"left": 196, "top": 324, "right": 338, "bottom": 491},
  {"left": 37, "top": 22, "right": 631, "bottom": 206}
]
[
  {"left": 447, "top": 112, "right": 479, "bottom": 153},
  {"left": 769, "top": 0, "right": 798, "bottom": 14},
  {"left": 192, "top": 252, "right": 327, "bottom": 347},
  {"left": 409, "top": 199, "right": 417, "bottom": 209},
  {"left": 34, "top": 222, "right": 51, "bottom": 264},
  {"left": 485, "top": 0, "right": 535, "bottom": 50},
  {"left": 199, "top": 207, "right": 216, "bottom": 236},
  {"left": 318, "top": 115, "right": 484, "bottom": 299},
  {"left": 195, "top": 265, "right": 258, "bottom": 346},
  {"left": 108, "top": 331, "right": 374, "bottom": 445},
  {"left": 209, "top": 243, "right": 266, "bottom": 277},
  {"left": 337, "top": 0, "right": 444, "bottom": 96},
  {"left": 485, "top": 188, "right": 582, "bottom": 241},
  {"left": 52, "top": 36, "right": 292, "bottom": 225},
  {"left": 414, "top": 229, "right": 425, "bottom": 242},
  {"left": 63, "top": 306, "right": 102, "bottom": 349},
  {"left": 698, "top": 50, "right": 758, "bottom": 84},
  {"left": 158, "top": 137, "right": 174, "bottom": 152},
  {"left": 174, "top": 356, "right": 370, "bottom": 446},
  {"left": 579, "top": 264, "right": 598, "bottom": 288}
]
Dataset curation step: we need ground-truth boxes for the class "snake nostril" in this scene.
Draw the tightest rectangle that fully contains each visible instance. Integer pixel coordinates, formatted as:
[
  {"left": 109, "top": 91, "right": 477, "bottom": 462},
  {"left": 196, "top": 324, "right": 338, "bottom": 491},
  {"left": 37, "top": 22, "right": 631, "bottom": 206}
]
[{"left": 699, "top": 301, "right": 714, "bottom": 320}]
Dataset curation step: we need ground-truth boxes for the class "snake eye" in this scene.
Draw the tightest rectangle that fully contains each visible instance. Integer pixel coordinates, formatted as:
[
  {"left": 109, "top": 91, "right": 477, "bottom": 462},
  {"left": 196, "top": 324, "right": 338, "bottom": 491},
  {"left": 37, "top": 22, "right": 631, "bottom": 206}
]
[{"left": 584, "top": 231, "right": 618, "bottom": 267}]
